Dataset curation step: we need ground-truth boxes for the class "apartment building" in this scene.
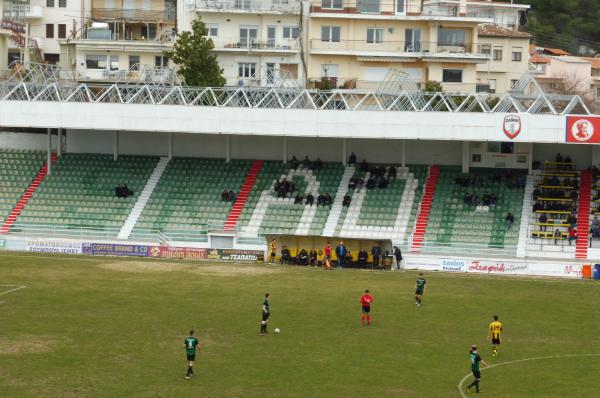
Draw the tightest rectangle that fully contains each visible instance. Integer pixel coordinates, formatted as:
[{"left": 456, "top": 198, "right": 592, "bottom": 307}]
[
  {"left": 306, "top": 0, "right": 492, "bottom": 92},
  {"left": 180, "top": 0, "right": 304, "bottom": 87},
  {"left": 59, "top": 0, "right": 176, "bottom": 82}
]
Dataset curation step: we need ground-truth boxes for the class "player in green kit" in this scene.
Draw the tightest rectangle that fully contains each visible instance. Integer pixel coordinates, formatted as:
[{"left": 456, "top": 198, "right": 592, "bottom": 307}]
[
  {"left": 466, "top": 345, "right": 488, "bottom": 394},
  {"left": 184, "top": 330, "right": 199, "bottom": 379},
  {"left": 415, "top": 273, "right": 426, "bottom": 306}
]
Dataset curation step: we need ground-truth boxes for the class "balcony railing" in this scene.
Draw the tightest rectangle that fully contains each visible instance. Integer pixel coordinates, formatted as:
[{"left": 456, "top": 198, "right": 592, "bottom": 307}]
[
  {"left": 91, "top": 8, "right": 176, "bottom": 23},
  {"left": 310, "top": 39, "right": 490, "bottom": 58},
  {"left": 188, "top": 0, "right": 300, "bottom": 13},
  {"left": 211, "top": 37, "right": 299, "bottom": 51},
  {"left": 311, "top": 1, "right": 497, "bottom": 18}
]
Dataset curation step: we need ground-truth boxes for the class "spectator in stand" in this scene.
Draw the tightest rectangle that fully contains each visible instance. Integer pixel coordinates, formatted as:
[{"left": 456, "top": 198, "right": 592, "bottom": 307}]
[
  {"left": 349, "top": 152, "right": 357, "bottom": 165},
  {"left": 568, "top": 227, "right": 577, "bottom": 246},
  {"left": 549, "top": 176, "right": 559, "bottom": 186},
  {"left": 228, "top": 190, "right": 236, "bottom": 202},
  {"left": 554, "top": 228, "right": 562, "bottom": 245},
  {"left": 388, "top": 166, "right": 397, "bottom": 179},
  {"left": 564, "top": 155, "right": 572, "bottom": 167},
  {"left": 343, "top": 194, "right": 352, "bottom": 207},
  {"left": 355, "top": 177, "right": 364, "bottom": 192},
  {"left": 366, "top": 177, "right": 375, "bottom": 190},
  {"left": 309, "top": 248, "right": 318, "bottom": 267},
  {"left": 505, "top": 212, "right": 515, "bottom": 229},
  {"left": 378, "top": 177, "right": 388, "bottom": 189},
  {"left": 290, "top": 156, "right": 299, "bottom": 170},
  {"left": 221, "top": 190, "right": 229, "bottom": 202},
  {"left": 280, "top": 246, "right": 291, "bottom": 265},
  {"left": 302, "top": 156, "right": 311, "bottom": 170},
  {"left": 294, "top": 194, "right": 303, "bottom": 205},
  {"left": 533, "top": 188, "right": 541, "bottom": 200},
  {"left": 335, "top": 241, "right": 347, "bottom": 269},
  {"left": 360, "top": 159, "right": 369, "bottom": 173},
  {"left": 358, "top": 249, "right": 368, "bottom": 268},
  {"left": 325, "top": 193, "right": 332, "bottom": 206},
  {"left": 556, "top": 153, "right": 563, "bottom": 163},
  {"left": 371, "top": 243, "right": 382, "bottom": 270},
  {"left": 539, "top": 213, "right": 548, "bottom": 231},
  {"left": 306, "top": 193, "right": 314, "bottom": 206},
  {"left": 568, "top": 214, "right": 577, "bottom": 228},
  {"left": 314, "top": 158, "right": 323, "bottom": 171},
  {"left": 297, "top": 249, "right": 308, "bottom": 265},
  {"left": 393, "top": 246, "right": 403, "bottom": 270}
]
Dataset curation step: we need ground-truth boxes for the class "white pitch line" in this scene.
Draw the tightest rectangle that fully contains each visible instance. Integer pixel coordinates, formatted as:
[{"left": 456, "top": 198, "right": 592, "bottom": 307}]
[
  {"left": 457, "top": 353, "right": 600, "bottom": 397},
  {"left": 0, "top": 285, "right": 27, "bottom": 296}
]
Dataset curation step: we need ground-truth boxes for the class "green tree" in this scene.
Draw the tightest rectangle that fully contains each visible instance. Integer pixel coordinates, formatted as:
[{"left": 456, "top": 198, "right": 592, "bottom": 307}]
[
  {"left": 166, "top": 18, "right": 226, "bottom": 87},
  {"left": 424, "top": 80, "right": 443, "bottom": 93}
]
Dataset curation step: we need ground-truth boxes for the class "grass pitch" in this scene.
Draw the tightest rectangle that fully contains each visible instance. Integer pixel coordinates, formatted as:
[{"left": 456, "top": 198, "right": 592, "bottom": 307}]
[{"left": 1, "top": 252, "right": 600, "bottom": 398}]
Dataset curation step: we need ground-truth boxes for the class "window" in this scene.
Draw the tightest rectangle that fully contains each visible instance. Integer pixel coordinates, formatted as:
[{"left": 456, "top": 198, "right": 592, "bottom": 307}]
[
  {"left": 442, "top": 69, "right": 463, "bottom": 83},
  {"left": 321, "top": 26, "right": 341, "bottom": 42},
  {"left": 58, "top": 0, "right": 66, "bottom": 7},
  {"left": 86, "top": 54, "right": 107, "bottom": 69},
  {"left": 283, "top": 26, "right": 299, "bottom": 39},
  {"left": 358, "top": 0, "right": 380, "bottom": 14},
  {"left": 239, "top": 62, "right": 256, "bottom": 78},
  {"left": 267, "top": 26, "right": 276, "bottom": 46},
  {"left": 512, "top": 48, "right": 522, "bottom": 61},
  {"left": 480, "top": 44, "right": 491, "bottom": 56},
  {"left": 141, "top": 25, "right": 156, "bottom": 39},
  {"left": 110, "top": 55, "right": 119, "bottom": 71},
  {"left": 321, "top": 64, "right": 339, "bottom": 77},
  {"left": 397, "top": 0, "right": 405, "bottom": 13},
  {"left": 129, "top": 55, "right": 140, "bottom": 71},
  {"left": 493, "top": 48, "right": 502, "bottom": 61},
  {"left": 405, "top": 28, "right": 421, "bottom": 52},
  {"left": 239, "top": 26, "right": 258, "bottom": 47},
  {"left": 511, "top": 79, "right": 518, "bottom": 88},
  {"left": 437, "top": 28, "right": 466, "bottom": 45},
  {"left": 501, "top": 142, "right": 514, "bottom": 154},
  {"left": 58, "top": 24, "right": 66, "bottom": 39},
  {"left": 366, "top": 28, "right": 383, "bottom": 44},
  {"left": 46, "top": 24, "right": 54, "bottom": 38},
  {"left": 43, "top": 53, "right": 59, "bottom": 64},
  {"left": 46, "top": 0, "right": 54, "bottom": 6},
  {"left": 155, "top": 56, "right": 168, "bottom": 67},
  {"left": 321, "top": 0, "right": 343, "bottom": 9},
  {"left": 206, "top": 24, "right": 218, "bottom": 37}
]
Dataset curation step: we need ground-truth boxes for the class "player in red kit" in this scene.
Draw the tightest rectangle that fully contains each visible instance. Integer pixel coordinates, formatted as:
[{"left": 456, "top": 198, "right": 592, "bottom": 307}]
[{"left": 360, "top": 289, "right": 374, "bottom": 325}]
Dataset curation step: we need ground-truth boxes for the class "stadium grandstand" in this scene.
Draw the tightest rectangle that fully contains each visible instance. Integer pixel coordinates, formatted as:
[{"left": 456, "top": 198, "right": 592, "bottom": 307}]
[{"left": 0, "top": 64, "right": 599, "bottom": 275}]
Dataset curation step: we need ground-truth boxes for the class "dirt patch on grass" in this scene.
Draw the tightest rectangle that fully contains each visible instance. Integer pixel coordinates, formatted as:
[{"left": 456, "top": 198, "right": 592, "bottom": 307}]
[
  {"left": 0, "top": 336, "right": 56, "bottom": 355},
  {"left": 97, "top": 260, "right": 276, "bottom": 276}
]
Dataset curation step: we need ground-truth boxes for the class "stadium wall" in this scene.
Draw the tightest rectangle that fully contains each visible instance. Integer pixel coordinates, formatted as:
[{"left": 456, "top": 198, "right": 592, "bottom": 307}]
[{"left": 0, "top": 131, "right": 59, "bottom": 151}]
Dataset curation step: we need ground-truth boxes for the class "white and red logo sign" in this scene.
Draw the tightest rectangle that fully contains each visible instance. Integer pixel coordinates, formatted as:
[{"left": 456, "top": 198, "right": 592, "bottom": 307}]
[
  {"left": 566, "top": 116, "right": 600, "bottom": 143},
  {"left": 502, "top": 115, "right": 521, "bottom": 139}
]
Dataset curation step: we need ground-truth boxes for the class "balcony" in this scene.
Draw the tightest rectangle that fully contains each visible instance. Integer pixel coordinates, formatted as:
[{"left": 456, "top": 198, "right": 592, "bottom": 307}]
[
  {"left": 309, "top": 39, "right": 490, "bottom": 62},
  {"left": 91, "top": 8, "right": 176, "bottom": 23},
  {"left": 188, "top": 0, "right": 301, "bottom": 14},
  {"left": 310, "top": 1, "right": 493, "bottom": 22},
  {"left": 210, "top": 37, "right": 299, "bottom": 53}
]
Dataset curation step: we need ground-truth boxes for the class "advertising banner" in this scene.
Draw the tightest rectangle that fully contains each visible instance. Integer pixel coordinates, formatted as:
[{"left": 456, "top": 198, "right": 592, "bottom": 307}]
[
  {"left": 82, "top": 243, "right": 150, "bottom": 257},
  {"left": 149, "top": 246, "right": 207, "bottom": 260},
  {"left": 206, "top": 248, "right": 265, "bottom": 262},
  {"left": 566, "top": 116, "right": 600, "bottom": 143},
  {"left": 404, "top": 256, "right": 583, "bottom": 279},
  {"left": 26, "top": 240, "right": 82, "bottom": 254}
]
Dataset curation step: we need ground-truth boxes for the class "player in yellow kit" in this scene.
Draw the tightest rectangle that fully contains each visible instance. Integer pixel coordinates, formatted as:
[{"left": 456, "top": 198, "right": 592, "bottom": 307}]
[{"left": 488, "top": 315, "right": 503, "bottom": 357}]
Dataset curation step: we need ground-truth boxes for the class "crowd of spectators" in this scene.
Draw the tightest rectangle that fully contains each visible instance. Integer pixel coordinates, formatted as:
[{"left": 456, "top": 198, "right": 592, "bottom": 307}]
[
  {"left": 221, "top": 190, "right": 236, "bottom": 202},
  {"left": 115, "top": 184, "right": 133, "bottom": 198},
  {"left": 554, "top": 153, "right": 574, "bottom": 169},
  {"left": 273, "top": 178, "right": 295, "bottom": 198},
  {"left": 347, "top": 154, "right": 397, "bottom": 193},
  {"left": 289, "top": 155, "right": 323, "bottom": 171}
]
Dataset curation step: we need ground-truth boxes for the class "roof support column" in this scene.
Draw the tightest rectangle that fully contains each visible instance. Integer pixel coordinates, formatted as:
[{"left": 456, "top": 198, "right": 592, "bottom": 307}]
[
  {"left": 592, "top": 145, "right": 600, "bottom": 169},
  {"left": 528, "top": 143, "right": 534, "bottom": 174},
  {"left": 225, "top": 135, "right": 231, "bottom": 163},
  {"left": 113, "top": 131, "right": 119, "bottom": 161},
  {"left": 342, "top": 138, "right": 347, "bottom": 166},
  {"left": 462, "top": 141, "right": 470, "bottom": 174},
  {"left": 46, "top": 128, "right": 52, "bottom": 176},
  {"left": 56, "top": 128, "right": 62, "bottom": 157},
  {"left": 401, "top": 140, "right": 406, "bottom": 168},
  {"left": 283, "top": 136, "right": 288, "bottom": 164},
  {"left": 168, "top": 132, "right": 173, "bottom": 160}
]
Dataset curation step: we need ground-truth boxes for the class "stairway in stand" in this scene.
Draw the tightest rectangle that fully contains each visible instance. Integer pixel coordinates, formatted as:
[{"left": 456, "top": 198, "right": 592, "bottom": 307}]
[
  {"left": 1, "top": 153, "right": 57, "bottom": 233},
  {"left": 410, "top": 165, "right": 440, "bottom": 251},
  {"left": 224, "top": 160, "right": 264, "bottom": 231},
  {"left": 575, "top": 170, "right": 592, "bottom": 259}
]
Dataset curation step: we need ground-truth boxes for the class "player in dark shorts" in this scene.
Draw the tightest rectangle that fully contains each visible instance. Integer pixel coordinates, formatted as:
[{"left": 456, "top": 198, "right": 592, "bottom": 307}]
[
  {"left": 260, "top": 293, "right": 270, "bottom": 336},
  {"left": 466, "top": 345, "right": 488, "bottom": 393},
  {"left": 359, "top": 289, "right": 374, "bottom": 325},
  {"left": 184, "top": 330, "right": 199, "bottom": 379},
  {"left": 415, "top": 273, "right": 426, "bottom": 306}
]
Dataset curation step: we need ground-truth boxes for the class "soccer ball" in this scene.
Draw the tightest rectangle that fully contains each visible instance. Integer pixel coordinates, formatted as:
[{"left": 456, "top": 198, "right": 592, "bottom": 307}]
[{"left": 274, "top": 328, "right": 280, "bottom": 334}]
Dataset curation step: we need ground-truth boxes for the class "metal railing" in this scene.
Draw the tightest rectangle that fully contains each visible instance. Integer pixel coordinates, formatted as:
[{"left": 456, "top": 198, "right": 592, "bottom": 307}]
[
  {"left": 188, "top": 0, "right": 301, "bottom": 13},
  {"left": 414, "top": 240, "right": 518, "bottom": 257},
  {"left": 310, "top": 1, "right": 495, "bottom": 18},
  {"left": 211, "top": 37, "right": 299, "bottom": 51},
  {"left": 91, "top": 8, "right": 176, "bottom": 22},
  {"left": 310, "top": 39, "right": 489, "bottom": 57}
]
